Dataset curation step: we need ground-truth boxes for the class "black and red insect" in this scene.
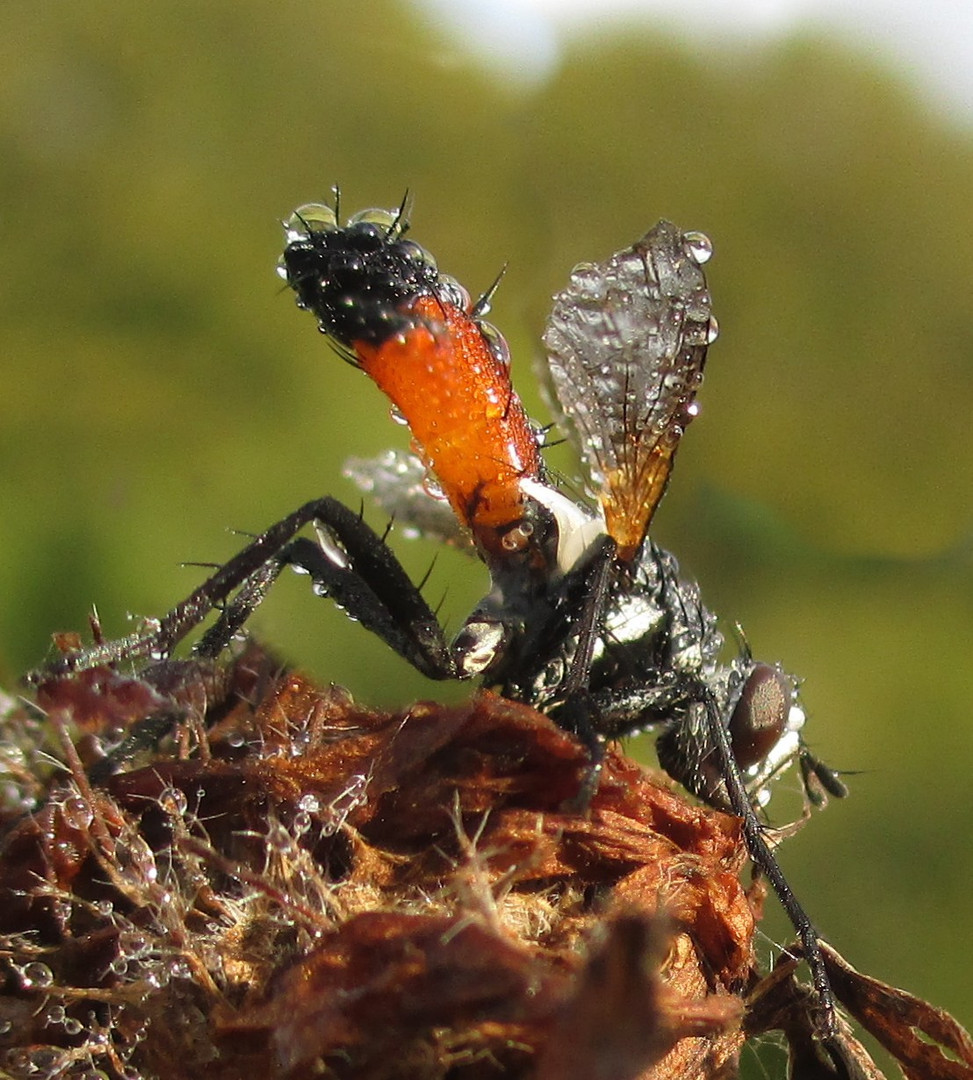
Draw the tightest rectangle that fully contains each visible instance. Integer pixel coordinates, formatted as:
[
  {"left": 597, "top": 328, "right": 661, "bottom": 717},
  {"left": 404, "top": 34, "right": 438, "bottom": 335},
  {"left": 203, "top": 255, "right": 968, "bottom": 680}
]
[{"left": 32, "top": 194, "right": 847, "bottom": 1048}]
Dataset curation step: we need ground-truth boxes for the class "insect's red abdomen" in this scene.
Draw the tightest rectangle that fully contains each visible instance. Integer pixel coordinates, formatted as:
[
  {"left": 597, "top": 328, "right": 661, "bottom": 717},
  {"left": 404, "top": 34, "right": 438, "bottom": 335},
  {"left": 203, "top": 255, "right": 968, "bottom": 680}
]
[{"left": 354, "top": 294, "right": 541, "bottom": 556}]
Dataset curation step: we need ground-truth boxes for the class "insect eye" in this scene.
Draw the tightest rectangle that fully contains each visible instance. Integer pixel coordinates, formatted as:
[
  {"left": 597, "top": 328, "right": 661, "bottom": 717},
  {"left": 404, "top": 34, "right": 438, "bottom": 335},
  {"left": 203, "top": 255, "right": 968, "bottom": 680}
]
[{"left": 728, "top": 663, "right": 791, "bottom": 770}]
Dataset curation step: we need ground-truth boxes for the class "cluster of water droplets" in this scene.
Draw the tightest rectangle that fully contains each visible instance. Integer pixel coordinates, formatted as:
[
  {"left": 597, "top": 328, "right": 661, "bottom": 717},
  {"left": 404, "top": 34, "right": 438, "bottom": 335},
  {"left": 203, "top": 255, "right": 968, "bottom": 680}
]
[
  {"left": 0, "top": 694, "right": 64, "bottom": 817},
  {"left": 3, "top": 991, "right": 149, "bottom": 1079}
]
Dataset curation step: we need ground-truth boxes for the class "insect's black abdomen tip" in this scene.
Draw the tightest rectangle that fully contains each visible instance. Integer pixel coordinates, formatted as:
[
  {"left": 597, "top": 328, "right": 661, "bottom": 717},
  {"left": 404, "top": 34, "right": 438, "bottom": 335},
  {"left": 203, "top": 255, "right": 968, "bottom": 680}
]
[{"left": 279, "top": 205, "right": 441, "bottom": 348}]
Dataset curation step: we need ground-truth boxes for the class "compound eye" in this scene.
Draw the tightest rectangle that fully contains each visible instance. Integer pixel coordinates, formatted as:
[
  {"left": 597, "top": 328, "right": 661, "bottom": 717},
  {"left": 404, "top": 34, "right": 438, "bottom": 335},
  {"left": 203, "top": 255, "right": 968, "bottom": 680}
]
[{"left": 729, "top": 663, "right": 791, "bottom": 770}]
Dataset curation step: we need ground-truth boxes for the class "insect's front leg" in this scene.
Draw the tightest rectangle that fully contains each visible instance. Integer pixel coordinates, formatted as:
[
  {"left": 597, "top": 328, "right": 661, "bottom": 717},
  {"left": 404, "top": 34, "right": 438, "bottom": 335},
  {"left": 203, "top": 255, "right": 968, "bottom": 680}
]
[{"left": 549, "top": 675, "right": 695, "bottom": 810}]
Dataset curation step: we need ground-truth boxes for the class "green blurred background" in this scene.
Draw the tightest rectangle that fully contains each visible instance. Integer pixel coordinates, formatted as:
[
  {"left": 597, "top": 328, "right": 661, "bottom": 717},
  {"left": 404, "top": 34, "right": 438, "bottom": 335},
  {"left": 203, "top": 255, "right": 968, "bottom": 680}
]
[{"left": 2, "top": 0, "right": 970, "bottom": 1063}]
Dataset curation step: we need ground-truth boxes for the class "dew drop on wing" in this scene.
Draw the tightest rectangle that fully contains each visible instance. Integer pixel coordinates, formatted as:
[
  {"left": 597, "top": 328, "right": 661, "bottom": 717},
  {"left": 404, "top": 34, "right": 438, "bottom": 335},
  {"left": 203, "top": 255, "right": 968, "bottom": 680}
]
[
  {"left": 682, "top": 230, "right": 713, "bottom": 264},
  {"left": 568, "top": 262, "right": 605, "bottom": 298}
]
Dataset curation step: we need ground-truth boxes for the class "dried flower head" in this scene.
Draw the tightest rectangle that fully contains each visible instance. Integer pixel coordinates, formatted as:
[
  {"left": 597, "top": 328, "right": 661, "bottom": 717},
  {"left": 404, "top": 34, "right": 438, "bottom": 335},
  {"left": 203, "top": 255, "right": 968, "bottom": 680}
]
[{"left": 1, "top": 645, "right": 969, "bottom": 1079}]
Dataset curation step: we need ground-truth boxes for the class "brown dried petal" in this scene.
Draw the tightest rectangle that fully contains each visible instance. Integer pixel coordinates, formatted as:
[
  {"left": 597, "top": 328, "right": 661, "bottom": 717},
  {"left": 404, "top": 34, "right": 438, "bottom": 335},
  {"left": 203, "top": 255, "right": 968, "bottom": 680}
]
[{"left": 823, "top": 943, "right": 973, "bottom": 1080}]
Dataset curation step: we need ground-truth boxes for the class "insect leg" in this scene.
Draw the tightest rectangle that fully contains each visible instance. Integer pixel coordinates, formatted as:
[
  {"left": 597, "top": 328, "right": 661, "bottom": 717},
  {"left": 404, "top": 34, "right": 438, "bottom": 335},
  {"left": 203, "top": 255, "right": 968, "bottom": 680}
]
[
  {"left": 29, "top": 498, "right": 453, "bottom": 683},
  {"left": 544, "top": 538, "right": 629, "bottom": 808},
  {"left": 279, "top": 533, "right": 453, "bottom": 679},
  {"left": 697, "top": 684, "right": 841, "bottom": 1048}
]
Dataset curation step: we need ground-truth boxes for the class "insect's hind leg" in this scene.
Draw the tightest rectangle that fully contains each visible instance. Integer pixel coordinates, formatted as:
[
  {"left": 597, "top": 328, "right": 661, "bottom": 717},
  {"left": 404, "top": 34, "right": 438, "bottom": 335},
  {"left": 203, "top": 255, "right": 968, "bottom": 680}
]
[
  {"left": 193, "top": 557, "right": 286, "bottom": 660},
  {"left": 28, "top": 497, "right": 454, "bottom": 683},
  {"left": 277, "top": 531, "right": 455, "bottom": 679}
]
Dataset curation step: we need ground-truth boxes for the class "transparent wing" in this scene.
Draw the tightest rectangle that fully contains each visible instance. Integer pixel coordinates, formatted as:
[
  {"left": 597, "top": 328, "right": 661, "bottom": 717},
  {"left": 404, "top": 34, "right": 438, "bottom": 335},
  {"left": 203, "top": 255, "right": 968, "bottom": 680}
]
[
  {"left": 343, "top": 450, "right": 476, "bottom": 553},
  {"left": 541, "top": 221, "right": 717, "bottom": 560}
]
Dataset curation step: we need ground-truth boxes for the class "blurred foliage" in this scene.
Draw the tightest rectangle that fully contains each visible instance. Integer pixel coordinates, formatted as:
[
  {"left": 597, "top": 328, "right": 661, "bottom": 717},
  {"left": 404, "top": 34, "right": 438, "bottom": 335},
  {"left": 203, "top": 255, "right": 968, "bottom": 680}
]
[{"left": 1, "top": 0, "right": 970, "bottom": 1054}]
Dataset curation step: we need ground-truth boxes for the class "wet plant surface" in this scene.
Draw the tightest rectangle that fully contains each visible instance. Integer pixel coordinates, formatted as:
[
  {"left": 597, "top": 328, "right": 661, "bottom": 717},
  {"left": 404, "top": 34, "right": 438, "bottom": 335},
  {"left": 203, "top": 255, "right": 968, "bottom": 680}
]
[{"left": 1, "top": 644, "right": 969, "bottom": 1079}]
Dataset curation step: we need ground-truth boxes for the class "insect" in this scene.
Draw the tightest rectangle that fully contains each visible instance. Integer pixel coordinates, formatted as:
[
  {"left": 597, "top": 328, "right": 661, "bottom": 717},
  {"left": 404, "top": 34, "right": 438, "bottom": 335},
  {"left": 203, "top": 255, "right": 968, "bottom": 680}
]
[{"left": 32, "top": 195, "right": 846, "bottom": 1048}]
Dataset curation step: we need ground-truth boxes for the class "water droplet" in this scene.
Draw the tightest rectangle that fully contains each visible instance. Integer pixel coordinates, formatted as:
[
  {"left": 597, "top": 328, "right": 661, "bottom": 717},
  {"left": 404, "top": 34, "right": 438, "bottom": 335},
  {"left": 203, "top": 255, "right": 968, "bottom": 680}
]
[
  {"left": 62, "top": 1017, "right": 83, "bottom": 1037},
  {"left": 285, "top": 202, "right": 338, "bottom": 241},
  {"left": 421, "top": 474, "right": 446, "bottom": 501},
  {"left": 168, "top": 958, "right": 192, "bottom": 981},
  {"left": 682, "top": 231, "right": 713, "bottom": 264},
  {"left": 706, "top": 316, "right": 720, "bottom": 344},
  {"left": 478, "top": 321, "right": 510, "bottom": 368},
  {"left": 61, "top": 794, "right": 93, "bottom": 830},
  {"left": 438, "top": 276, "right": 471, "bottom": 312},
  {"left": 159, "top": 786, "right": 188, "bottom": 817},
  {"left": 347, "top": 206, "right": 400, "bottom": 231},
  {"left": 5, "top": 1049, "right": 32, "bottom": 1071},
  {"left": 120, "top": 836, "right": 157, "bottom": 883},
  {"left": 20, "top": 961, "right": 54, "bottom": 989},
  {"left": 568, "top": 263, "right": 607, "bottom": 300},
  {"left": 28, "top": 1048, "right": 62, "bottom": 1072},
  {"left": 119, "top": 931, "right": 151, "bottom": 959},
  {"left": 298, "top": 794, "right": 320, "bottom": 813},
  {"left": 313, "top": 523, "right": 350, "bottom": 569},
  {"left": 396, "top": 240, "right": 424, "bottom": 263},
  {"left": 389, "top": 404, "right": 409, "bottom": 426},
  {"left": 292, "top": 810, "right": 311, "bottom": 835}
]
